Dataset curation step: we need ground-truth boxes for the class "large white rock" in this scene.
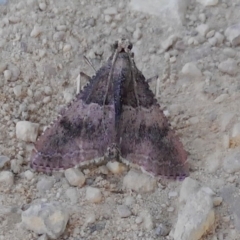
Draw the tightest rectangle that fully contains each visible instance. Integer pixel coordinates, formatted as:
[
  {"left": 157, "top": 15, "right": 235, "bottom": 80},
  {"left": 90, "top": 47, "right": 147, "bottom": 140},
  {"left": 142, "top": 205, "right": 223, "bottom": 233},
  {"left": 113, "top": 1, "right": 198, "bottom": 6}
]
[
  {"left": 174, "top": 188, "right": 215, "bottom": 240},
  {"left": 129, "top": 0, "right": 190, "bottom": 27},
  {"left": 16, "top": 121, "right": 39, "bottom": 142},
  {"left": 21, "top": 202, "right": 69, "bottom": 239}
]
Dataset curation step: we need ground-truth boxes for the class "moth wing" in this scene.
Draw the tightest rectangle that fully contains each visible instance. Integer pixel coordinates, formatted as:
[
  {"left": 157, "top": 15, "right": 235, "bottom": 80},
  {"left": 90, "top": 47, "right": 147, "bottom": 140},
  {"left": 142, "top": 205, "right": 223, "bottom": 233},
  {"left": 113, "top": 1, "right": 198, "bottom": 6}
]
[
  {"left": 30, "top": 64, "right": 116, "bottom": 172},
  {"left": 119, "top": 70, "right": 189, "bottom": 179}
]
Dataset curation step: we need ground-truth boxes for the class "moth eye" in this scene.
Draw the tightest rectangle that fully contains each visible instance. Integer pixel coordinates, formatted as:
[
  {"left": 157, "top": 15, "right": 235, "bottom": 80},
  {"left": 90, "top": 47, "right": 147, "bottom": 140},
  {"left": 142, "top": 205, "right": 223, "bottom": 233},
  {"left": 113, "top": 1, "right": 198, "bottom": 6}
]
[{"left": 128, "top": 43, "right": 133, "bottom": 50}]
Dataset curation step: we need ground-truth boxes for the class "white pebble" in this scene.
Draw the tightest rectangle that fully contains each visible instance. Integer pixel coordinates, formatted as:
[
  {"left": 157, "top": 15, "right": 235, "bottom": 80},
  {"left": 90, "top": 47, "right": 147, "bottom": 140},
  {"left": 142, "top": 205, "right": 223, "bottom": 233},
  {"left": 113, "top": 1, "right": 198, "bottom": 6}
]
[
  {"left": 16, "top": 121, "right": 39, "bottom": 142},
  {"left": 64, "top": 168, "right": 85, "bottom": 187},
  {"left": 85, "top": 212, "right": 96, "bottom": 224},
  {"left": 86, "top": 187, "right": 102, "bottom": 203},
  {"left": 21, "top": 202, "right": 69, "bottom": 239},
  {"left": 206, "top": 30, "right": 215, "bottom": 38},
  {"left": 39, "top": 2, "right": 47, "bottom": 10},
  {"left": 4, "top": 70, "right": 11, "bottom": 81},
  {"left": 106, "top": 161, "right": 126, "bottom": 174},
  {"left": 13, "top": 85, "right": 23, "bottom": 97},
  {"left": 63, "top": 44, "right": 71, "bottom": 52},
  {"left": 24, "top": 170, "right": 35, "bottom": 180},
  {"left": 104, "top": 15, "right": 112, "bottom": 23},
  {"left": 11, "top": 159, "right": 21, "bottom": 174},
  {"left": 30, "top": 25, "right": 42, "bottom": 38},
  {"left": 198, "top": 13, "right": 206, "bottom": 23},
  {"left": 104, "top": 7, "right": 118, "bottom": 15},
  {"left": 196, "top": 24, "right": 210, "bottom": 37},
  {"left": 133, "top": 28, "right": 142, "bottom": 40},
  {"left": 213, "top": 197, "right": 222, "bottom": 207},
  {"left": 182, "top": 62, "right": 202, "bottom": 78}
]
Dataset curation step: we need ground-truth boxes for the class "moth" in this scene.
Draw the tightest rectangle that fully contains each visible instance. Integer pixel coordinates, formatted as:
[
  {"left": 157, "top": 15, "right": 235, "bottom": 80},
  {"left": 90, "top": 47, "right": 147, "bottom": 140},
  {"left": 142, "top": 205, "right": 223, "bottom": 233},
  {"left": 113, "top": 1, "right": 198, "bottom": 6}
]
[{"left": 30, "top": 39, "right": 189, "bottom": 179}]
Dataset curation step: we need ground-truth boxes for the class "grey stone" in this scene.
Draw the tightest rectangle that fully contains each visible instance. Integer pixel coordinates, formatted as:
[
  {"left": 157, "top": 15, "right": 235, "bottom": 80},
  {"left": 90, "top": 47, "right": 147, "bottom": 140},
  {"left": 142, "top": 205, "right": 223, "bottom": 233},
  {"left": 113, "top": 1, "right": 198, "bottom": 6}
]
[
  {"left": 223, "top": 150, "right": 240, "bottom": 174},
  {"left": 182, "top": 62, "right": 202, "bottom": 78},
  {"left": 21, "top": 202, "right": 69, "bottom": 239},
  {"left": 225, "top": 23, "right": 240, "bottom": 46},
  {"left": 0, "top": 155, "right": 10, "bottom": 169},
  {"left": 65, "top": 188, "right": 78, "bottom": 204},
  {"left": 37, "top": 177, "right": 54, "bottom": 193},
  {"left": 117, "top": 205, "right": 131, "bottom": 218}
]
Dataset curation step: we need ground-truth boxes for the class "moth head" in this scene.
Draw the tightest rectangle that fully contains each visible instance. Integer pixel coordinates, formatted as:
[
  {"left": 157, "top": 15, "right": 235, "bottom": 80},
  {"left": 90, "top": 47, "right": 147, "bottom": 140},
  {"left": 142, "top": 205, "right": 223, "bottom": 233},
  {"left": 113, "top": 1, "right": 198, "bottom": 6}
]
[{"left": 112, "top": 39, "right": 133, "bottom": 53}]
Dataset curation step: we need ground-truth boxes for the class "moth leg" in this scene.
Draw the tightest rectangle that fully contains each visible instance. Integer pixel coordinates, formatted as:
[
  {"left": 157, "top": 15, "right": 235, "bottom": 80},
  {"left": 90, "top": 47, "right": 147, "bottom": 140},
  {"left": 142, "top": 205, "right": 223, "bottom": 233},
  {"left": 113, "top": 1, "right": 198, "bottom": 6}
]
[
  {"left": 83, "top": 55, "right": 96, "bottom": 73},
  {"left": 145, "top": 75, "right": 160, "bottom": 98}
]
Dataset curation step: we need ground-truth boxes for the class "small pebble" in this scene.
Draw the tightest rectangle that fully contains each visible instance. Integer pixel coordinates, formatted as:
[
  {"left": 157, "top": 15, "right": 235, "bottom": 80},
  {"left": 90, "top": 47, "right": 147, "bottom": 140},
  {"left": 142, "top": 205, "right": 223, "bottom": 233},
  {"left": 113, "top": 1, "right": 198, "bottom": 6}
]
[
  {"left": 213, "top": 197, "right": 223, "bottom": 206},
  {"left": 86, "top": 187, "right": 102, "bottom": 203},
  {"left": 24, "top": 170, "right": 34, "bottom": 180},
  {"left": 135, "top": 216, "right": 143, "bottom": 224},
  {"left": 106, "top": 161, "right": 126, "bottom": 174},
  {"left": 4, "top": 70, "right": 12, "bottom": 81},
  {"left": 39, "top": 2, "right": 47, "bottom": 10},
  {"left": 167, "top": 207, "right": 175, "bottom": 212},
  {"left": 16, "top": 121, "right": 39, "bottom": 142},
  {"left": 117, "top": 205, "right": 131, "bottom": 218},
  {"left": 64, "top": 168, "right": 85, "bottom": 187},
  {"left": 133, "top": 28, "right": 142, "bottom": 40},
  {"left": 30, "top": 25, "right": 42, "bottom": 38},
  {"left": 63, "top": 44, "right": 71, "bottom": 52},
  {"left": 53, "top": 31, "right": 65, "bottom": 42},
  {"left": 85, "top": 212, "right": 96, "bottom": 224}
]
